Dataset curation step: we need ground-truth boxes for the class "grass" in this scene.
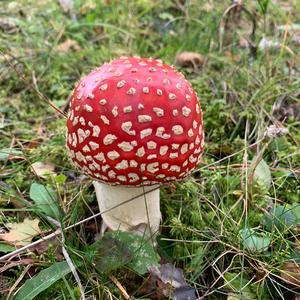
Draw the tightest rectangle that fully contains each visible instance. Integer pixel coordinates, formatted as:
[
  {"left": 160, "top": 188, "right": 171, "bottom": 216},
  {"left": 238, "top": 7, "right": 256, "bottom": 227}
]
[{"left": 1, "top": 0, "right": 300, "bottom": 299}]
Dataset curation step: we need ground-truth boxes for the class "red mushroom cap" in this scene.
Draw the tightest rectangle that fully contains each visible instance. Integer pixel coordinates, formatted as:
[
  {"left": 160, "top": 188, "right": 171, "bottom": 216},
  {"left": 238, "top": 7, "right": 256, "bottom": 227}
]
[{"left": 66, "top": 57, "right": 204, "bottom": 186}]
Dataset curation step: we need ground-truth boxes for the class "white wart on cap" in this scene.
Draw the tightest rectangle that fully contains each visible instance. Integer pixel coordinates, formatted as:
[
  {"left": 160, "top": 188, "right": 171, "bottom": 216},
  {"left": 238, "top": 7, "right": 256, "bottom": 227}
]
[{"left": 66, "top": 57, "right": 204, "bottom": 186}]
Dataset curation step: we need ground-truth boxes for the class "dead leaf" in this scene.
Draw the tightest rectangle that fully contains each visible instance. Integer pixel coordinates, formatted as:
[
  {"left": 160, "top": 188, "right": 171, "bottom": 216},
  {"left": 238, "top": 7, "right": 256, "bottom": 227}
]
[
  {"left": 23, "top": 138, "right": 43, "bottom": 150},
  {"left": 0, "top": 18, "right": 19, "bottom": 33},
  {"left": 0, "top": 218, "right": 41, "bottom": 247},
  {"left": 55, "top": 39, "right": 81, "bottom": 53},
  {"left": 31, "top": 161, "right": 56, "bottom": 178},
  {"left": 175, "top": 52, "right": 205, "bottom": 69},
  {"left": 37, "top": 122, "right": 47, "bottom": 137},
  {"left": 148, "top": 263, "right": 197, "bottom": 299},
  {"left": 224, "top": 51, "right": 241, "bottom": 62},
  {"left": 23, "top": 123, "right": 47, "bottom": 150}
]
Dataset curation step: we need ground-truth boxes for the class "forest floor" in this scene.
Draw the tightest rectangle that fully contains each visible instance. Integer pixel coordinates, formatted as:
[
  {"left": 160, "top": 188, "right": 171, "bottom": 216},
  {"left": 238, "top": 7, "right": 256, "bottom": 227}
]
[{"left": 0, "top": 0, "right": 300, "bottom": 299}]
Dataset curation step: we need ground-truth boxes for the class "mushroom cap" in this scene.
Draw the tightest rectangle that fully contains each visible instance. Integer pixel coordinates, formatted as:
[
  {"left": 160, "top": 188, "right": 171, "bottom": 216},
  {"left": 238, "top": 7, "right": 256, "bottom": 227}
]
[{"left": 66, "top": 57, "right": 204, "bottom": 186}]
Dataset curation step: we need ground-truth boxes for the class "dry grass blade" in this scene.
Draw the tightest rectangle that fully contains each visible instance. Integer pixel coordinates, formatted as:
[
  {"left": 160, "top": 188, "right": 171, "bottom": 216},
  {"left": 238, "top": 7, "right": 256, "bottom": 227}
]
[
  {"left": 8, "top": 264, "right": 31, "bottom": 299},
  {"left": 1, "top": 1, "right": 300, "bottom": 298},
  {"left": 109, "top": 275, "right": 130, "bottom": 300}
]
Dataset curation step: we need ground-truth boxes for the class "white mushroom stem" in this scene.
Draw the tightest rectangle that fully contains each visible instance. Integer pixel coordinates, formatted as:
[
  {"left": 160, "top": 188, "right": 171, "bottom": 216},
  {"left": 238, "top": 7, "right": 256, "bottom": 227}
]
[{"left": 93, "top": 182, "right": 161, "bottom": 238}]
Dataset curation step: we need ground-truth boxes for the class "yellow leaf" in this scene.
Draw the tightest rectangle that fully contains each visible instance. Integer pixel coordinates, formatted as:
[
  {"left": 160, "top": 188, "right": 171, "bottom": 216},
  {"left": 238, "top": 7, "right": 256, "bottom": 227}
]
[
  {"left": 175, "top": 52, "right": 205, "bottom": 69},
  {"left": 55, "top": 39, "right": 81, "bottom": 53},
  {"left": 0, "top": 218, "right": 41, "bottom": 247},
  {"left": 31, "top": 161, "right": 56, "bottom": 178}
]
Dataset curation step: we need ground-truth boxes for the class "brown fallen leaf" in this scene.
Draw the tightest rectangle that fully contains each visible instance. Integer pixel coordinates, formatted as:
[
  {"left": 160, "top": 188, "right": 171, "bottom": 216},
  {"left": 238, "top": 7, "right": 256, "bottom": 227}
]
[
  {"left": 0, "top": 18, "right": 19, "bottom": 33},
  {"left": 0, "top": 218, "right": 41, "bottom": 247},
  {"left": 31, "top": 161, "right": 56, "bottom": 178},
  {"left": 55, "top": 39, "right": 81, "bottom": 53},
  {"left": 175, "top": 52, "right": 205, "bottom": 69},
  {"left": 23, "top": 138, "right": 43, "bottom": 150},
  {"left": 281, "top": 261, "right": 300, "bottom": 287},
  {"left": 224, "top": 51, "right": 241, "bottom": 63}
]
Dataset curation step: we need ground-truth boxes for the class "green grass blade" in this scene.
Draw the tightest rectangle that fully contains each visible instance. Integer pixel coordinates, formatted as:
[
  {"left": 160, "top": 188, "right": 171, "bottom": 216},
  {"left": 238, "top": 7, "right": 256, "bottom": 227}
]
[{"left": 14, "top": 261, "right": 71, "bottom": 300}]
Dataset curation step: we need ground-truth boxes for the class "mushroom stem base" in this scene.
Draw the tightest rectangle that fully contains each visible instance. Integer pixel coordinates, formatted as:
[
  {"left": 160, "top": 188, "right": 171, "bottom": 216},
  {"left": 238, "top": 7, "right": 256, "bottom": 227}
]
[{"left": 93, "top": 182, "right": 161, "bottom": 237}]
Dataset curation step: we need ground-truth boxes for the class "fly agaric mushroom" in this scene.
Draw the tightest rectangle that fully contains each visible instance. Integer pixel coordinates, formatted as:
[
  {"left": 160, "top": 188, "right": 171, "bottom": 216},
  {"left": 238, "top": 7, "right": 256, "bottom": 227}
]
[{"left": 66, "top": 57, "right": 204, "bottom": 237}]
